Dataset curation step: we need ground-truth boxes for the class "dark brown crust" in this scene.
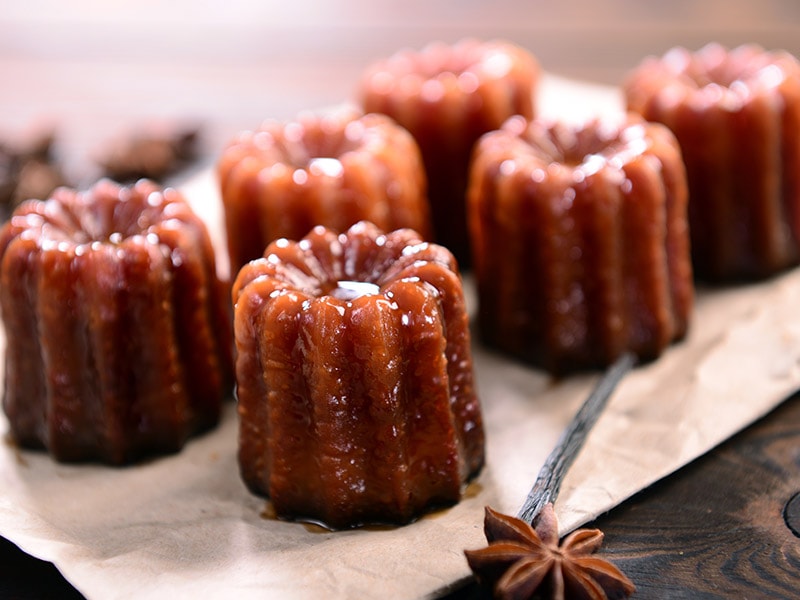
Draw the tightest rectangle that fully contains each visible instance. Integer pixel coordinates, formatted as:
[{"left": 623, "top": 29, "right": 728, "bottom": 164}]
[
  {"left": 232, "top": 221, "right": 484, "bottom": 528},
  {"left": 468, "top": 115, "right": 693, "bottom": 373},
  {"left": 624, "top": 43, "right": 800, "bottom": 280},
  {"left": 0, "top": 179, "right": 233, "bottom": 464},
  {"left": 218, "top": 109, "right": 432, "bottom": 274},
  {"left": 359, "top": 39, "right": 540, "bottom": 266}
]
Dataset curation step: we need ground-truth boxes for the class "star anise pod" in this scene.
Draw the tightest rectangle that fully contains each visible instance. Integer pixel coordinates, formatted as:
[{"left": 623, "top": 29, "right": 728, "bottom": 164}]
[{"left": 465, "top": 504, "right": 635, "bottom": 600}]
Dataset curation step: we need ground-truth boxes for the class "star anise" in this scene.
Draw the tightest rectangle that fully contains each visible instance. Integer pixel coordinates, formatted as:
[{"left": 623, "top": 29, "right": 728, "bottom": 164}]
[{"left": 465, "top": 504, "right": 635, "bottom": 600}]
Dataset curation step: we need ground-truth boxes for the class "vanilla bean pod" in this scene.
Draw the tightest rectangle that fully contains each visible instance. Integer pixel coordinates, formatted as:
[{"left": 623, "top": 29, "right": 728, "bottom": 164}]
[
  {"left": 518, "top": 351, "right": 636, "bottom": 526},
  {"left": 465, "top": 352, "right": 638, "bottom": 599}
]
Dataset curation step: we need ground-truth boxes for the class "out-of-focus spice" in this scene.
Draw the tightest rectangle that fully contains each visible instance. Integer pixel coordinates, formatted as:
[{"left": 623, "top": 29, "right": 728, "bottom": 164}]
[
  {"left": 96, "top": 125, "right": 201, "bottom": 183},
  {"left": 0, "top": 129, "right": 69, "bottom": 219}
]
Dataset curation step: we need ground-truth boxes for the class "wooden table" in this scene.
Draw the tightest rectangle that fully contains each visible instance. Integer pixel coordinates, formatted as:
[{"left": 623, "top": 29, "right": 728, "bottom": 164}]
[{"left": 1, "top": 2, "right": 800, "bottom": 597}]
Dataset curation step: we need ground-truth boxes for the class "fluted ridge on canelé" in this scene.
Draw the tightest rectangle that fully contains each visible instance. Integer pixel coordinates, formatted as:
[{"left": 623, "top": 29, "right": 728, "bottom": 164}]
[
  {"left": 218, "top": 109, "right": 432, "bottom": 274},
  {"left": 359, "top": 38, "right": 540, "bottom": 266},
  {"left": 468, "top": 115, "right": 693, "bottom": 373},
  {"left": 0, "top": 179, "right": 233, "bottom": 464},
  {"left": 232, "top": 221, "right": 484, "bottom": 529},
  {"left": 624, "top": 43, "right": 800, "bottom": 280}
]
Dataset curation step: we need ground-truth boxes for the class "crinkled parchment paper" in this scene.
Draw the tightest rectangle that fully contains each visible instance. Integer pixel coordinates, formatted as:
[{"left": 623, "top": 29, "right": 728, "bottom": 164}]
[{"left": 1, "top": 76, "right": 800, "bottom": 599}]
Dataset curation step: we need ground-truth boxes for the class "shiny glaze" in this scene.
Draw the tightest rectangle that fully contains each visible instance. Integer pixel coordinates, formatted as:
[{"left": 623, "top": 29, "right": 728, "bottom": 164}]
[
  {"left": 0, "top": 179, "right": 233, "bottom": 463},
  {"left": 625, "top": 43, "right": 800, "bottom": 280},
  {"left": 232, "top": 221, "right": 483, "bottom": 529},
  {"left": 218, "top": 108, "right": 432, "bottom": 274},
  {"left": 468, "top": 115, "right": 693, "bottom": 372},
  {"left": 360, "top": 39, "right": 539, "bottom": 267}
]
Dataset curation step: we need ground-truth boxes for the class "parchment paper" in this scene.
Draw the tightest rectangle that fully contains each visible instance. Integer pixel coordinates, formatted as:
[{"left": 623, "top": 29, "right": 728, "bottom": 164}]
[{"left": 1, "top": 76, "right": 799, "bottom": 599}]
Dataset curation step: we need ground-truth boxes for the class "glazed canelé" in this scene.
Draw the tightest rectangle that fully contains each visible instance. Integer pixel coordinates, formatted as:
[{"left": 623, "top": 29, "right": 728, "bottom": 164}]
[
  {"left": 218, "top": 108, "right": 432, "bottom": 274},
  {"left": 0, "top": 179, "right": 233, "bottom": 464},
  {"left": 625, "top": 43, "right": 800, "bottom": 280},
  {"left": 468, "top": 115, "right": 693, "bottom": 373},
  {"left": 233, "top": 221, "right": 484, "bottom": 529},
  {"left": 360, "top": 39, "right": 539, "bottom": 266}
]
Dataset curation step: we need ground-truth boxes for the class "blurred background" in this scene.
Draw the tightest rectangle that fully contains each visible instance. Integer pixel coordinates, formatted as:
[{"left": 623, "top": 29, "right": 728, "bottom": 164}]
[{"left": 1, "top": 0, "right": 799, "bottom": 186}]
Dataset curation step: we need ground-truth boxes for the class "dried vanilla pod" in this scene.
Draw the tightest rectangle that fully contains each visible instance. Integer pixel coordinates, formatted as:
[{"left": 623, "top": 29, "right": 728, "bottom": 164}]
[{"left": 465, "top": 353, "right": 637, "bottom": 599}]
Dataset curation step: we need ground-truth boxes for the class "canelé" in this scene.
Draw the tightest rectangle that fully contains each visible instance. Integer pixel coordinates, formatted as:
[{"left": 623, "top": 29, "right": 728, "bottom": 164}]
[
  {"left": 232, "top": 221, "right": 484, "bottom": 528},
  {"left": 218, "top": 109, "right": 431, "bottom": 274},
  {"left": 468, "top": 115, "right": 693, "bottom": 372},
  {"left": 0, "top": 179, "right": 233, "bottom": 463},
  {"left": 625, "top": 43, "right": 800, "bottom": 280},
  {"left": 360, "top": 39, "right": 539, "bottom": 266}
]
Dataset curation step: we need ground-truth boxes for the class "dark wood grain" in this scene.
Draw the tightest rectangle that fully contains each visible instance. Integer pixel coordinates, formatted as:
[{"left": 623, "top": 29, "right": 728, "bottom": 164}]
[
  {"left": 595, "top": 391, "right": 800, "bottom": 599},
  {"left": 446, "top": 391, "right": 800, "bottom": 599}
]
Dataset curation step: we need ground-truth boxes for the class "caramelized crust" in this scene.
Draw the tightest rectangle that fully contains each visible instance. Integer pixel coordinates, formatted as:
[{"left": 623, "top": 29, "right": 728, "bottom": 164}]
[
  {"left": 233, "top": 221, "right": 483, "bottom": 528},
  {"left": 625, "top": 43, "right": 800, "bottom": 280},
  {"left": 468, "top": 115, "right": 693, "bottom": 372},
  {"left": 0, "top": 179, "right": 233, "bottom": 463},
  {"left": 360, "top": 39, "right": 539, "bottom": 266},
  {"left": 218, "top": 109, "right": 432, "bottom": 274}
]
